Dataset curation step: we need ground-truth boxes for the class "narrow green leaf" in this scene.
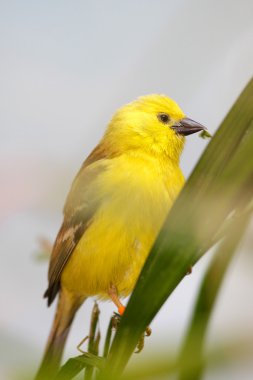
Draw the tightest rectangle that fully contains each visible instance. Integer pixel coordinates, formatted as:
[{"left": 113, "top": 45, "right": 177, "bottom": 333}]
[
  {"left": 103, "top": 316, "right": 115, "bottom": 358},
  {"left": 121, "top": 339, "right": 253, "bottom": 380},
  {"left": 98, "top": 78, "right": 253, "bottom": 379},
  {"left": 55, "top": 354, "right": 105, "bottom": 380},
  {"left": 85, "top": 302, "right": 101, "bottom": 380},
  {"left": 57, "top": 304, "right": 102, "bottom": 380},
  {"left": 178, "top": 207, "right": 252, "bottom": 380}
]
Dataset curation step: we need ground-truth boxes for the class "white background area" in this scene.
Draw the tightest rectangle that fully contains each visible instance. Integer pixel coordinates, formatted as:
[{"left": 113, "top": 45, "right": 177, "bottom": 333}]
[{"left": 0, "top": 1, "right": 253, "bottom": 379}]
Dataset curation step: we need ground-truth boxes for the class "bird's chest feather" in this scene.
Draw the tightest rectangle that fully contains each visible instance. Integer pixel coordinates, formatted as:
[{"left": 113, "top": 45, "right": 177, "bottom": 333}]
[
  {"left": 62, "top": 154, "right": 184, "bottom": 296},
  {"left": 101, "top": 154, "right": 184, "bottom": 228}
]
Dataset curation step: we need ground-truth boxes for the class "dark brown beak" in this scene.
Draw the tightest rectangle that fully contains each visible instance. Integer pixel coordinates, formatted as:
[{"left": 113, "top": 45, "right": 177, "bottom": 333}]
[{"left": 172, "top": 117, "right": 206, "bottom": 136}]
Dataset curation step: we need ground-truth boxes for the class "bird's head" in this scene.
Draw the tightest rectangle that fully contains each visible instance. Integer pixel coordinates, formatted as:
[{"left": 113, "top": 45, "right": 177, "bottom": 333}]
[{"left": 105, "top": 95, "right": 206, "bottom": 162}]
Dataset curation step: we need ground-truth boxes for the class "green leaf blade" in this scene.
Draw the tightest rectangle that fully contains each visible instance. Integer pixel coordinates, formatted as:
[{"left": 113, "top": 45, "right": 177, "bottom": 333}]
[{"left": 98, "top": 78, "right": 253, "bottom": 379}]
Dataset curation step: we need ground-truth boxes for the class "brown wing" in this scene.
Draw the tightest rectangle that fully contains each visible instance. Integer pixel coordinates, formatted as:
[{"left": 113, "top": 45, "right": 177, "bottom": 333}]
[{"left": 44, "top": 143, "right": 119, "bottom": 306}]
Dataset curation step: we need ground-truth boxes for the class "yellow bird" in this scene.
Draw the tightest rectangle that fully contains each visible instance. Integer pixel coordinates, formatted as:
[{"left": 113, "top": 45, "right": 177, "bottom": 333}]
[{"left": 36, "top": 95, "right": 205, "bottom": 379}]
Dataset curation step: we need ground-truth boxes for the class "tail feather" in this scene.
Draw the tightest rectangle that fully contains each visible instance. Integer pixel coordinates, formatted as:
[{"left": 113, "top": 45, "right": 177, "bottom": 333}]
[{"left": 35, "top": 289, "right": 85, "bottom": 380}]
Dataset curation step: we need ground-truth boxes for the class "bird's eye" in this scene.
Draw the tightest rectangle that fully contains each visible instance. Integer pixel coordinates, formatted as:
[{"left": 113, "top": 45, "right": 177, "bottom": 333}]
[{"left": 158, "top": 113, "right": 170, "bottom": 124}]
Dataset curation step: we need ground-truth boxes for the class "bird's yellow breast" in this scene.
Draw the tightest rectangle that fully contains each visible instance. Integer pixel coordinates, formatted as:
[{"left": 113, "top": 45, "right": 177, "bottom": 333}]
[{"left": 61, "top": 152, "right": 184, "bottom": 298}]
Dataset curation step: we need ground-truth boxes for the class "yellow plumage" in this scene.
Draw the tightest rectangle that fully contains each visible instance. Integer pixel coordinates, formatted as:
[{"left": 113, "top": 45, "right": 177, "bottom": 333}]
[
  {"left": 36, "top": 94, "right": 205, "bottom": 379},
  {"left": 61, "top": 95, "right": 185, "bottom": 297},
  {"left": 62, "top": 152, "right": 184, "bottom": 297}
]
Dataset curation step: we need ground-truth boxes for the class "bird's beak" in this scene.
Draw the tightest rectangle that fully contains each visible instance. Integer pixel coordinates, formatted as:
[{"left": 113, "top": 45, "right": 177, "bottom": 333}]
[{"left": 171, "top": 118, "right": 206, "bottom": 136}]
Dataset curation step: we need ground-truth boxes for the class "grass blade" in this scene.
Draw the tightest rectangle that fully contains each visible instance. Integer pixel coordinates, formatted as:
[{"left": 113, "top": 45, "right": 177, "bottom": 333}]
[
  {"left": 98, "top": 78, "right": 253, "bottom": 379},
  {"left": 55, "top": 353, "right": 105, "bottom": 380},
  {"left": 84, "top": 302, "right": 100, "bottom": 380},
  {"left": 178, "top": 207, "right": 252, "bottom": 380}
]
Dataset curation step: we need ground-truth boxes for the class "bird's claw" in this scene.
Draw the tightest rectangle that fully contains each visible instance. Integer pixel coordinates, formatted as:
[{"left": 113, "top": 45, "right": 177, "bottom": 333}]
[
  {"left": 135, "top": 326, "right": 152, "bottom": 353},
  {"left": 112, "top": 312, "right": 151, "bottom": 354},
  {"left": 145, "top": 326, "right": 152, "bottom": 337},
  {"left": 112, "top": 312, "right": 121, "bottom": 329}
]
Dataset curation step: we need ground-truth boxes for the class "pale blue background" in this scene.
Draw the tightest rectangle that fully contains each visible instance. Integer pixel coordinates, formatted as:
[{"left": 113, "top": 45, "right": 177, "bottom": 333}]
[{"left": 0, "top": 1, "right": 253, "bottom": 379}]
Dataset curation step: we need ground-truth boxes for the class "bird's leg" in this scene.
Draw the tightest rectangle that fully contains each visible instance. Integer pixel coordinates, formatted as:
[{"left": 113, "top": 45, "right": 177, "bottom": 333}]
[
  {"left": 108, "top": 284, "right": 125, "bottom": 316},
  {"left": 108, "top": 284, "right": 151, "bottom": 354}
]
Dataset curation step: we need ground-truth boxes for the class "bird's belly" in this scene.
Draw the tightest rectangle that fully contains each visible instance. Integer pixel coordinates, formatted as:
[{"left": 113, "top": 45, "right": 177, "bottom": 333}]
[
  {"left": 61, "top": 154, "right": 185, "bottom": 299},
  {"left": 61, "top": 195, "right": 170, "bottom": 298}
]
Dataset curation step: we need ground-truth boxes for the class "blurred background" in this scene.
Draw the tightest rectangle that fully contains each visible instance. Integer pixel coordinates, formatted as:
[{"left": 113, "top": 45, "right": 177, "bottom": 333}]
[{"left": 0, "top": 1, "right": 253, "bottom": 379}]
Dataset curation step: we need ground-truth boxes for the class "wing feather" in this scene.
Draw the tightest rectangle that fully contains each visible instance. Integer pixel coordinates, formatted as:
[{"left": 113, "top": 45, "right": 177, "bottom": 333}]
[{"left": 44, "top": 143, "right": 118, "bottom": 306}]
